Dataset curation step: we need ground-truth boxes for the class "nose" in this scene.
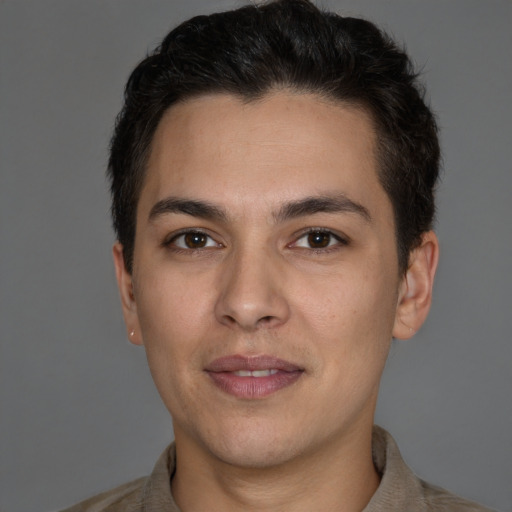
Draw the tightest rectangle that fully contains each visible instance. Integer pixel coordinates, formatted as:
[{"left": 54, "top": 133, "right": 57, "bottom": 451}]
[{"left": 214, "top": 247, "right": 291, "bottom": 330}]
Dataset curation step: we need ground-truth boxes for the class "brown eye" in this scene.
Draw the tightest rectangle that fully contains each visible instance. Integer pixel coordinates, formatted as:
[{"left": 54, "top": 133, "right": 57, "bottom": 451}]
[
  {"left": 307, "top": 231, "right": 331, "bottom": 248},
  {"left": 292, "top": 229, "right": 347, "bottom": 251},
  {"left": 184, "top": 232, "right": 207, "bottom": 248},
  {"left": 169, "top": 231, "right": 219, "bottom": 250}
]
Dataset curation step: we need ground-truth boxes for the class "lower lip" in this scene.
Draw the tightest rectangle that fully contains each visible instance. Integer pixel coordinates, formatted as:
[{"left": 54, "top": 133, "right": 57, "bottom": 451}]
[{"left": 206, "top": 370, "right": 303, "bottom": 399}]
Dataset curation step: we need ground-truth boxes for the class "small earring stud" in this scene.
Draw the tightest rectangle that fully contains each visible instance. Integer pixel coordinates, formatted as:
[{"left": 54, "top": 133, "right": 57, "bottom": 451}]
[{"left": 130, "top": 330, "right": 135, "bottom": 337}]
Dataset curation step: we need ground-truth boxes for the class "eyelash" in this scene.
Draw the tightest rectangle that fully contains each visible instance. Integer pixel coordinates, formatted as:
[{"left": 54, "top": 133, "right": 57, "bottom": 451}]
[
  {"left": 291, "top": 228, "right": 349, "bottom": 253},
  {"left": 162, "top": 228, "right": 349, "bottom": 254},
  {"left": 162, "top": 230, "right": 222, "bottom": 253}
]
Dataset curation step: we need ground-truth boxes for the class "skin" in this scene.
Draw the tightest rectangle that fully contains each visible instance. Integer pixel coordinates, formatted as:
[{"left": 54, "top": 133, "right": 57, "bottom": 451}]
[{"left": 114, "top": 91, "right": 439, "bottom": 511}]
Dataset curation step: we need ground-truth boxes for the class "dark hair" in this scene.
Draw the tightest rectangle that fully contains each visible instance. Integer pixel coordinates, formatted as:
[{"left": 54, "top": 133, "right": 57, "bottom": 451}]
[{"left": 108, "top": 0, "right": 439, "bottom": 274}]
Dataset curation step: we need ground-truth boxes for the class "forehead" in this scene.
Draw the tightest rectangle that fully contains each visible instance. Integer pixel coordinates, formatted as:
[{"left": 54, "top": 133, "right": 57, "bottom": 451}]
[{"left": 139, "top": 92, "right": 390, "bottom": 223}]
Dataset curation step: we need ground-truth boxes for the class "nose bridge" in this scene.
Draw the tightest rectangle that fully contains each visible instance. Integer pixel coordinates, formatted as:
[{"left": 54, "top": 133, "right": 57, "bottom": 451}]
[{"left": 215, "top": 240, "right": 290, "bottom": 330}]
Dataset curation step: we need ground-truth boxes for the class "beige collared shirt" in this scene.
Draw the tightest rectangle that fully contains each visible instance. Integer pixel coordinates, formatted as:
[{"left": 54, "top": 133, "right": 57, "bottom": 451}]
[{"left": 61, "top": 426, "right": 493, "bottom": 511}]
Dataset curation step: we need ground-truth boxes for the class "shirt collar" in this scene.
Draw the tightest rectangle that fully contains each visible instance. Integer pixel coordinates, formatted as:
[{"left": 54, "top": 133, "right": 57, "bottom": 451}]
[{"left": 364, "top": 425, "right": 428, "bottom": 512}]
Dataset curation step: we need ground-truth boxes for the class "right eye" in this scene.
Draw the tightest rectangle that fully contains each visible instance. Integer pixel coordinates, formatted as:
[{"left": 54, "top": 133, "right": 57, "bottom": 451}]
[{"left": 168, "top": 231, "right": 220, "bottom": 250}]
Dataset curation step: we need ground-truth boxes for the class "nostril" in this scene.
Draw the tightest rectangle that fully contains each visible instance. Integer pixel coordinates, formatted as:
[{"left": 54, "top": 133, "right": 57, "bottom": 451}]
[
  {"left": 224, "top": 315, "right": 237, "bottom": 325},
  {"left": 258, "top": 315, "right": 276, "bottom": 326},
  {"left": 223, "top": 314, "right": 277, "bottom": 329}
]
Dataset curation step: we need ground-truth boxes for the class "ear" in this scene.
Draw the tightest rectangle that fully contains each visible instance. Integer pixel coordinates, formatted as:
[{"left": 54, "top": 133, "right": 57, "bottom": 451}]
[
  {"left": 112, "top": 242, "right": 143, "bottom": 345},
  {"left": 392, "top": 231, "right": 439, "bottom": 340}
]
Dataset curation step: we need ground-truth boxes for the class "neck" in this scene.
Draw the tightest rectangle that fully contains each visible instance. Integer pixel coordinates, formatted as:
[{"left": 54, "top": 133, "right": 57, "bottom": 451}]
[{"left": 171, "top": 424, "right": 380, "bottom": 512}]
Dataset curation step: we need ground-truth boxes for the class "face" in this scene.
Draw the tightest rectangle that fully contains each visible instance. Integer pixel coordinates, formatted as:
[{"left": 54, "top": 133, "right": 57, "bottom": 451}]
[{"left": 115, "top": 92, "right": 431, "bottom": 469}]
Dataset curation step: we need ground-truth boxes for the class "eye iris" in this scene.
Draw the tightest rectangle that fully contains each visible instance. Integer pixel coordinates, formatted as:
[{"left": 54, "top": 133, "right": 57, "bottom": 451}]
[
  {"left": 308, "top": 232, "right": 330, "bottom": 248},
  {"left": 184, "top": 232, "right": 207, "bottom": 248}
]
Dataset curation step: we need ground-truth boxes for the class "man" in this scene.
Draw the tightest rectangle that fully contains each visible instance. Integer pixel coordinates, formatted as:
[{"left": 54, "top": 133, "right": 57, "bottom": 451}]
[{"left": 63, "top": 1, "right": 492, "bottom": 510}]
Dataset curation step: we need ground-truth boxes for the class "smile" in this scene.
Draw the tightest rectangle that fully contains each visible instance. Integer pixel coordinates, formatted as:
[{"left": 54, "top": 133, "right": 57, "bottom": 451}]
[
  {"left": 205, "top": 355, "right": 304, "bottom": 399},
  {"left": 232, "top": 369, "right": 279, "bottom": 377}
]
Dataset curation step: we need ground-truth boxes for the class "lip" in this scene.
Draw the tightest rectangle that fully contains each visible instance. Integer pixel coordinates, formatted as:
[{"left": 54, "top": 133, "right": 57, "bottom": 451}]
[{"left": 205, "top": 355, "right": 304, "bottom": 399}]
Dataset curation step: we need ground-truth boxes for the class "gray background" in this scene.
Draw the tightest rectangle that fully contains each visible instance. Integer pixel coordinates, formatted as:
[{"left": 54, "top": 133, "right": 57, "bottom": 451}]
[{"left": 1, "top": 1, "right": 511, "bottom": 511}]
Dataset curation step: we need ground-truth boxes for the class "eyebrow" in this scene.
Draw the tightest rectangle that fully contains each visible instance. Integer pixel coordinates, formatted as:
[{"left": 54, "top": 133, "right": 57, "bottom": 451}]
[
  {"left": 274, "top": 194, "right": 371, "bottom": 223},
  {"left": 149, "top": 197, "right": 227, "bottom": 222},
  {"left": 148, "top": 193, "right": 371, "bottom": 224}
]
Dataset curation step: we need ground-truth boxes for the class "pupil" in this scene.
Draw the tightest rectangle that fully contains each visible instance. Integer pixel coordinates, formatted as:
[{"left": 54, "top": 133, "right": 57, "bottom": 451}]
[
  {"left": 185, "top": 232, "right": 206, "bottom": 248},
  {"left": 308, "top": 232, "right": 330, "bottom": 248}
]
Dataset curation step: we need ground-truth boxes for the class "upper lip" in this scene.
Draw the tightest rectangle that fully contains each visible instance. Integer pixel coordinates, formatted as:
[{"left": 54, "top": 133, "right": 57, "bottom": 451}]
[{"left": 205, "top": 355, "right": 303, "bottom": 373}]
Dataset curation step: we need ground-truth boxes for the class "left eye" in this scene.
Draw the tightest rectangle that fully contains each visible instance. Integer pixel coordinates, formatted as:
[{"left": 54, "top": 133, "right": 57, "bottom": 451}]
[
  {"left": 171, "top": 231, "right": 219, "bottom": 249},
  {"left": 294, "top": 231, "right": 342, "bottom": 249}
]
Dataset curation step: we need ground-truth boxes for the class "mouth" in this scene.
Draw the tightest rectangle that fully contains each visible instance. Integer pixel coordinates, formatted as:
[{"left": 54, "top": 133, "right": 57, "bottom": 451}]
[
  {"left": 205, "top": 355, "right": 304, "bottom": 399},
  {"left": 232, "top": 369, "right": 279, "bottom": 377}
]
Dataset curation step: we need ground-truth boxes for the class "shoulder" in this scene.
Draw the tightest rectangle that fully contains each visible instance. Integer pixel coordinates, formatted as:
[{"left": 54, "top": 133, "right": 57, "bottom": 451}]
[
  {"left": 369, "top": 426, "right": 495, "bottom": 512},
  {"left": 58, "top": 476, "right": 147, "bottom": 512},
  {"left": 420, "top": 480, "right": 496, "bottom": 512},
  {"left": 58, "top": 443, "right": 177, "bottom": 512}
]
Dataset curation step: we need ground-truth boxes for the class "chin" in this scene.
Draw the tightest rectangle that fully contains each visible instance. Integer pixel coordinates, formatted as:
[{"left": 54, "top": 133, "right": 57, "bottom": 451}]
[
  {"left": 203, "top": 421, "right": 303, "bottom": 469},
  {"left": 214, "top": 439, "right": 297, "bottom": 469}
]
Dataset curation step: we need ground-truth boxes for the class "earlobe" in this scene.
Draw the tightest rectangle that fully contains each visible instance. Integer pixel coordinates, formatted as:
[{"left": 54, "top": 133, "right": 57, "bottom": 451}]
[
  {"left": 392, "top": 231, "right": 439, "bottom": 340},
  {"left": 112, "top": 243, "right": 143, "bottom": 345}
]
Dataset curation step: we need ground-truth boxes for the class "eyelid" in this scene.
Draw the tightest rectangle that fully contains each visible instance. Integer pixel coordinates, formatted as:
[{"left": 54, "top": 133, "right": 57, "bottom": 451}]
[
  {"left": 162, "top": 228, "right": 223, "bottom": 250},
  {"left": 289, "top": 227, "right": 350, "bottom": 249}
]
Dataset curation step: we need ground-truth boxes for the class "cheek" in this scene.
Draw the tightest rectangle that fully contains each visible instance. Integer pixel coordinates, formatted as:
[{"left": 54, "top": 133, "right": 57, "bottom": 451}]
[
  {"left": 136, "top": 265, "right": 214, "bottom": 337},
  {"left": 133, "top": 269, "right": 216, "bottom": 385},
  {"left": 133, "top": 270, "right": 215, "bottom": 417},
  {"left": 294, "top": 264, "right": 397, "bottom": 371},
  {"left": 298, "top": 267, "right": 396, "bottom": 333}
]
